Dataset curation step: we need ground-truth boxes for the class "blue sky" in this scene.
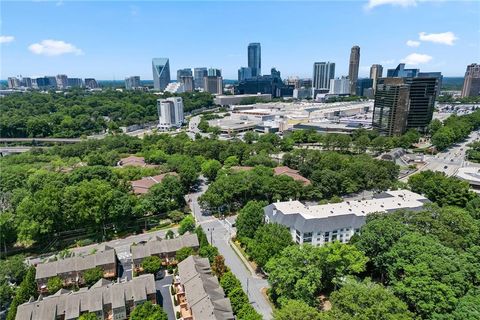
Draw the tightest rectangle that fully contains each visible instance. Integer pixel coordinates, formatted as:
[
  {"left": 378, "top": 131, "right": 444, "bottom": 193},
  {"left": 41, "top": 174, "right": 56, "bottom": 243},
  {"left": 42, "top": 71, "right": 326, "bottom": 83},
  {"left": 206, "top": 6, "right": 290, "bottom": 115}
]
[{"left": 1, "top": 0, "right": 479, "bottom": 80}]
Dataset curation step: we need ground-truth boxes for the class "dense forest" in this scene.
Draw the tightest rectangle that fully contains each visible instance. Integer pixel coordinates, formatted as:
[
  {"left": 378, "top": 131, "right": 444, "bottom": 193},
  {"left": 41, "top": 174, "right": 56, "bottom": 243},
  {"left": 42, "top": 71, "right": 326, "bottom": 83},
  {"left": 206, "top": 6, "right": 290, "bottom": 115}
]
[{"left": 0, "top": 90, "right": 214, "bottom": 138}]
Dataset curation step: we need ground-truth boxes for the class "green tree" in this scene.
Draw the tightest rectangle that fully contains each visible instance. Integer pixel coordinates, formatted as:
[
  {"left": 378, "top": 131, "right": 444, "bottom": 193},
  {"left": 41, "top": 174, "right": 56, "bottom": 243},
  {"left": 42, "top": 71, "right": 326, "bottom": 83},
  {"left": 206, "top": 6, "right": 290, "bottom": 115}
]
[
  {"left": 321, "top": 279, "right": 413, "bottom": 320},
  {"left": 78, "top": 313, "right": 99, "bottom": 320},
  {"left": 236, "top": 200, "right": 267, "bottom": 239},
  {"left": 167, "top": 210, "right": 184, "bottom": 223},
  {"left": 47, "top": 276, "right": 63, "bottom": 293},
  {"left": 247, "top": 223, "right": 293, "bottom": 268},
  {"left": 141, "top": 256, "right": 162, "bottom": 274},
  {"left": 229, "top": 287, "right": 249, "bottom": 313},
  {"left": 83, "top": 267, "right": 104, "bottom": 286},
  {"left": 178, "top": 215, "right": 195, "bottom": 235},
  {"left": 165, "top": 229, "right": 175, "bottom": 239},
  {"left": 237, "top": 304, "right": 263, "bottom": 320},
  {"left": 6, "top": 266, "right": 37, "bottom": 320},
  {"left": 201, "top": 159, "right": 222, "bottom": 182},
  {"left": 176, "top": 247, "right": 194, "bottom": 262},
  {"left": 219, "top": 271, "right": 242, "bottom": 295},
  {"left": 199, "top": 245, "right": 219, "bottom": 263},
  {"left": 223, "top": 155, "right": 240, "bottom": 168},
  {"left": 129, "top": 301, "right": 168, "bottom": 320},
  {"left": 142, "top": 175, "right": 185, "bottom": 215},
  {"left": 273, "top": 299, "right": 321, "bottom": 320}
]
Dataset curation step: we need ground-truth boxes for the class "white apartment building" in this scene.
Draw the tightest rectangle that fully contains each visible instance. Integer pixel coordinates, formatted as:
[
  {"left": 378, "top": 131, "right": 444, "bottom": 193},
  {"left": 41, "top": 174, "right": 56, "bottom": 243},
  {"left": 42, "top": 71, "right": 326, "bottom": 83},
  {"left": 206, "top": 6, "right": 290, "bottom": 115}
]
[
  {"left": 329, "top": 77, "right": 350, "bottom": 95},
  {"left": 264, "top": 190, "right": 427, "bottom": 246},
  {"left": 157, "top": 97, "right": 184, "bottom": 130}
]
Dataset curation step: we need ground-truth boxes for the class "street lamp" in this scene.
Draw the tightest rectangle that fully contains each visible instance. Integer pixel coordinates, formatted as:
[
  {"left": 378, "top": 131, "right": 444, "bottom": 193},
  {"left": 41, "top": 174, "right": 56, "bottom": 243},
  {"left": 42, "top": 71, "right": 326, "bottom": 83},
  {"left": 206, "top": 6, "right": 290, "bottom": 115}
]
[{"left": 207, "top": 227, "right": 214, "bottom": 244}]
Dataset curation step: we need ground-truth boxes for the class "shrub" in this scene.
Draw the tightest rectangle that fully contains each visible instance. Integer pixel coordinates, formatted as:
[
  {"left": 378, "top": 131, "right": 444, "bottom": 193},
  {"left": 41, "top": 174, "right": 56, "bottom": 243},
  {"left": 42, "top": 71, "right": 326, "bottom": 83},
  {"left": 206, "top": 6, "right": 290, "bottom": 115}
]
[{"left": 142, "top": 256, "right": 162, "bottom": 274}]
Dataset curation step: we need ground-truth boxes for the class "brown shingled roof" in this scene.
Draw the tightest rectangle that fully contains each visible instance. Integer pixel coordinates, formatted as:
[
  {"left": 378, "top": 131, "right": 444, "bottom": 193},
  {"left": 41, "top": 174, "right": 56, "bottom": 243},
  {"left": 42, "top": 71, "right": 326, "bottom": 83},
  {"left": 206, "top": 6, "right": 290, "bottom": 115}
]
[
  {"left": 273, "top": 166, "right": 311, "bottom": 185},
  {"left": 130, "top": 172, "right": 179, "bottom": 194}
]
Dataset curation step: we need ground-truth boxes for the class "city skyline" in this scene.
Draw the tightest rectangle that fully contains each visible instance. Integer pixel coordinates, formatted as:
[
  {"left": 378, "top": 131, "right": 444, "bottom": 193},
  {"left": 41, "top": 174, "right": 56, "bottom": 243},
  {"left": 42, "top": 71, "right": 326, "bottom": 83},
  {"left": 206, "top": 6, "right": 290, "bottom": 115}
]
[{"left": 1, "top": 1, "right": 479, "bottom": 80}]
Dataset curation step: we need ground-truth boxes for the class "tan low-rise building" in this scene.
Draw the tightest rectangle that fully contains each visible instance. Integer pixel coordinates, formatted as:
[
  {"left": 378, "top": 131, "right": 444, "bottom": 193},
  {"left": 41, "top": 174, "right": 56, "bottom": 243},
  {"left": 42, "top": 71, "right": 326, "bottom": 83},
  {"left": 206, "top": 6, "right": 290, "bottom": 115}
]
[
  {"left": 176, "top": 256, "right": 234, "bottom": 320},
  {"left": 16, "top": 274, "right": 156, "bottom": 320},
  {"left": 132, "top": 233, "right": 199, "bottom": 271},
  {"left": 130, "top": 172, "right": 178, "bottom": 194},
  {"left": 35, "top": 247, "right": 117, "bottom": 292}
]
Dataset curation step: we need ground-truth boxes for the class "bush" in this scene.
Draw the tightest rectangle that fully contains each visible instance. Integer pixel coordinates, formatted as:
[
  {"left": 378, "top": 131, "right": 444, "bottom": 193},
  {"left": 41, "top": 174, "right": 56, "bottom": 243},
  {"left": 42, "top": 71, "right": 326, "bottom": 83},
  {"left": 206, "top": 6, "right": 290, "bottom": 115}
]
[
  {"left": 83, "top": 267, "right": 103, "bottom": 286},
  {"left": 47, "top": 276, "right": 63, "bottom": 294},
  {"left": 178, "top": 215, "right": 195, "bottom": 235},
  {"left": 176, "top": 311, "right": 181, "bottom": 319},
  {"left": 176, "top": 247, "right": 194, "bottom": 262},
  {"left": 141, "top": 256, "right": 162, "bottom": 274}
]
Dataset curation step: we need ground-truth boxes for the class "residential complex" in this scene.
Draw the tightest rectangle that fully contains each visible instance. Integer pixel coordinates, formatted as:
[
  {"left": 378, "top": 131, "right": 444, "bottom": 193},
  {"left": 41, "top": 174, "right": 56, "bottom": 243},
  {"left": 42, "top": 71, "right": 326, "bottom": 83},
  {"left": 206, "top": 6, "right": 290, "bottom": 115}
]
[
  {"left": 132, "top": 233, "right": 199, "bottom": 272},
  {"left": 264, "top": 190, "right": 427, "bottom": 246},
  {"left": 175, "top": 256, "right": 234, "bottom": 320},
  {"left": 461, "top": 63, "right": 480, "bottom": 97},
  {"left": 35, "top": 247, "right": 117, "bottom": 292},
  {"left": 152, "top": 58, "right": 171, "bottom": 91},
  {"left": 348, "top": 45, "right": 360, "bottom": 95},
  {"left": 130, "top": 172, "right": 178, "bottom": 194},
  {"left": 16, "top": 274, "right": 156, "bottom": 320},
  {"left": 157, "top": 97, "right": 184, "bottom": 129}
]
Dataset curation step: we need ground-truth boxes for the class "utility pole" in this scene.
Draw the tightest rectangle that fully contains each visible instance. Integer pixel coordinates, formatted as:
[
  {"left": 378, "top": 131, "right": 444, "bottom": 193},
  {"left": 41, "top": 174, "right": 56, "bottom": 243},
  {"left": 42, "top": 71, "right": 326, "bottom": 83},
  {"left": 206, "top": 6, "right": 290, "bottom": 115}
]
[{"left": 247, "top": 278, "right": 249, "bottom": 297}]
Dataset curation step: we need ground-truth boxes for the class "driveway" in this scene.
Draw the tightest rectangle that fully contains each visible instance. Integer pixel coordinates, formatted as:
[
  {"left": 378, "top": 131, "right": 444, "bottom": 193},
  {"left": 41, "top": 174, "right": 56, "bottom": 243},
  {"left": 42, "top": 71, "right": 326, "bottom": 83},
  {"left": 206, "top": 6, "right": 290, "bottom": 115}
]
[{"left": 156, "top": 274, "right": 175, "bottom": 320}]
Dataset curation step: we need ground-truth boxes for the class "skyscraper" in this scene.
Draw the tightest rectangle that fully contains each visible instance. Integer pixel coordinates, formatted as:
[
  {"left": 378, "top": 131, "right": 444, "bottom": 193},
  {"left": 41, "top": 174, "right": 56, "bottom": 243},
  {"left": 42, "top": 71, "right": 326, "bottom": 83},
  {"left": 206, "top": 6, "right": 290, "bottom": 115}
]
[
  {"left": 208, "top": 68, "right": 222, "bottom": 77},
  {"left": 194, "top": 68, "right": 208, "bottom": 89},
  {"left": 356, "top": 78, "right": 374, "bottom": 96},
  {"left": 157, "top": 97, "right": 184, "bottom": 130},
  {"left": 238, "top": 67, "right": 253, "bottom": 81},
  {"left": 348, "top": 46, "right": 360, "bottom": 95},
  {"left": 248, "top": 43, "right": 261, "bottom": 77},
  {"left": 84, "top": 78, "right": 99, "bottom": 89},
  {"left": 461, "top": 63, "right": 480, "bottom": 97},
  {"left": 312, "top": 62, "right": 335, "bottom": 90},
  {"left": 152, "top": 58, "right": 170, "bottom": 91},
  {"left": 177, "top": 68, "right": 192, "bottom": 81},
  {"left": 372, "top": 78, "right": 410, "bottom": 136},
  {"left": 56, "top": 74, "right": 68, "bottom": 89},
  {"left": 370, "top": 64, "right": 383, "bottom": 93},
  {"left": 125, "top": 76, "right": 141, "bottom": 90},
  {"left": 180, "top": 76, "right": 194, "bottom": 92},
  {"left": 387, "top": 63, "right": 419, "bottom": 78},
  {"left": 204, "top": 76, "right": 223, "bottom": 94}
]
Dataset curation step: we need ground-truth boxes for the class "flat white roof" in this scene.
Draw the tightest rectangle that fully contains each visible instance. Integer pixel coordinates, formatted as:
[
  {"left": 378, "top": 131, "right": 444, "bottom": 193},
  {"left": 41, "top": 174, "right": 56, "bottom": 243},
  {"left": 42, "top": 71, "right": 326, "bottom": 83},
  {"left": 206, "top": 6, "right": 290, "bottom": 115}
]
[
  {"left": 456, "top": 167, "right": 480, "bottom": 184},
  {"left": 273, "top": 190, "right": 426, "bottom": 219}
]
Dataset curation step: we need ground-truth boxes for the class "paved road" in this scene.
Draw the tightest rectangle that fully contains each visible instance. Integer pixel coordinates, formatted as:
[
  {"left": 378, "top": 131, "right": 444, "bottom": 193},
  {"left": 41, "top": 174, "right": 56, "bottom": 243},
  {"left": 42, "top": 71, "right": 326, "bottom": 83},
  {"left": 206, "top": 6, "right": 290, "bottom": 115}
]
[
  {"left": 401, "top": 130, "right": 480, "bottom": 182},
  {"left": 188, "top": 179, "right": 273, "bottom": 320},
  {"left": 156, "top": 274, "right": 175, "bottom": 320}
]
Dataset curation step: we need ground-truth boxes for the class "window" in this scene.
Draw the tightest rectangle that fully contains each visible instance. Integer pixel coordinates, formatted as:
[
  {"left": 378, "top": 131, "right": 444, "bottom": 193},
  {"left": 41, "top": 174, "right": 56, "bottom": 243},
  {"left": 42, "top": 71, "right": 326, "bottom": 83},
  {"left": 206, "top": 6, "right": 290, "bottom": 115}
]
[{"left": 303, "top": 232, "right": 313, "bottom": 243}]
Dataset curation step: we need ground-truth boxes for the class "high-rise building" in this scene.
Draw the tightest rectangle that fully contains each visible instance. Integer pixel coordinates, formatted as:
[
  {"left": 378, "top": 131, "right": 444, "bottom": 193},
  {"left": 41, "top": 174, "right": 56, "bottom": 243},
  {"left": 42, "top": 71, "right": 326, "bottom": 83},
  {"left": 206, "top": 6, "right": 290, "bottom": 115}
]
[
  {"left": 348, "top": 46, "right": 360, "bottom": 95},
  {"left": 7, "top": 77, "right": 20, "bottom": 89},
  {"left": 84, "top": 78, "right": 99, "bottom": 89},
  {"left": 157, "top": 97, "right": 184, "bottom": 130},
  {"left": 152, "top": 58, "right": 170, "bottom": 91},
  {"left": 36, "top": 76, "right": 57, "bottom": 90},
  {"left": 313, "top": 62, "right": 335, "bottom": 90},
  {"left": 248, "top": 43, "right": 261, "bottom": 77},
  {"left": 234, "top": 68, "right": 291, "bottom": 98},
  {"left": 238, "top": 67, "right": 253, "bottom": 81},
  {"left": 461, "top": 63, "right": 480, "bottom": 97},
  {"left": 56, "top": 74, "right": 68, "bottom": 89},
  {"left": 22, "top": 77, "right": 32, "bottom": 88},
  {"left": 125, "top": 76, "right": 141, "bottom": 90},
  {"left": 372, "top": 74, "right": 440, "bottom": 136},
  {"left": 204, "top": 76, "right": 223, "bottom": 94},
  {"left": 67, "top": 78, "right": 83, "bottom": 88},
  {"left": 207, "top": 68, "right": 222, "bottom": 77},
  {"left": 387, "top": 63, "right": 419, "bottom": 78},
  {"left": 372, "top": 78, "right": 411, "bottom": 136},
  {"left": 356, "top": 78, "right": 374, "bottom": 96},
  {"left": 194, "top": 68, "right": 208, "bottom": 89},
  {"left": 180, "top": 76, "right": 194, "bottom": 92},
  {"left": 370, "top": 64, "right": 383, "bottom": 93},
  {"left": 177, "top": 68, "right": 192, "bottom": 81},
  {"left": 329, "top": 77, "right": 350, "bottom": 95},
  {"left": 405, "top": 77, "right": 438, "bottom": 132}
]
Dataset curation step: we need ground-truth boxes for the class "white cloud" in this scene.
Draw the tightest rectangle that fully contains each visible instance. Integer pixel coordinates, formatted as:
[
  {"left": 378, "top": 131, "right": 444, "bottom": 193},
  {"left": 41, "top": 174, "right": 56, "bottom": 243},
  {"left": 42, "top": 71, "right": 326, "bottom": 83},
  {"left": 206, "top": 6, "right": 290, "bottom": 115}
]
[
  {"left": 406, "top": 40, "right": 421, "bottom": 47},
  {"left": 380, "top": 59, "right": 395, "bottom": 65},
  {"left": 28, "top": 39, "right": 83, "bottom": 56},
  {"left": 365, "top": 0, "right": 417, "bottom": 10},
  {"left": 401, "top": 53, "right": 433, "bottom": 65},
  {"left": 419, "top": 31, "right": 458, "bottom": 45},
  {"left": 0, "top": 35, "right": 15, "bottom": 44}
]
